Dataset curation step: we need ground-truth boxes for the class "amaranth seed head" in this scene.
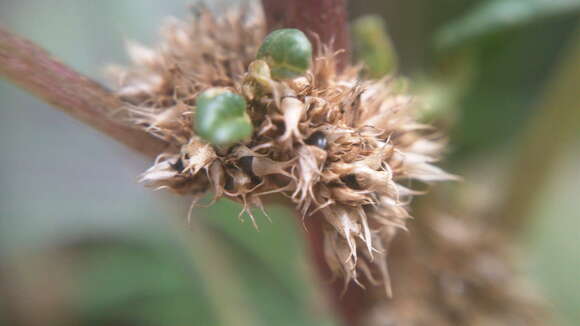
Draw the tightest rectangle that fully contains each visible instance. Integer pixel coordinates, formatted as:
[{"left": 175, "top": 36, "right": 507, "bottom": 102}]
[{"left": 110, "top": 6, "right": 456, "bottom": 296}]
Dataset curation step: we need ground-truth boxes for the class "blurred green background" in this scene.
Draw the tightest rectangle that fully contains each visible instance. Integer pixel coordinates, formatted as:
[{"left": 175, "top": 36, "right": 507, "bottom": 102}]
[{"left": 1, "top": 1, "right": 579, "bottom": 325}]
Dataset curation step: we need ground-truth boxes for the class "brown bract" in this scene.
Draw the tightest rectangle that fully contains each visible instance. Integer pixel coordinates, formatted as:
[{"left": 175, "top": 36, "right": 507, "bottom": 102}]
[
  {"left": 362, "top": 214, "right": 548, "bottom": 325},
  {"left": 109, "top": 7, "right": 456, "bottom": 295}
]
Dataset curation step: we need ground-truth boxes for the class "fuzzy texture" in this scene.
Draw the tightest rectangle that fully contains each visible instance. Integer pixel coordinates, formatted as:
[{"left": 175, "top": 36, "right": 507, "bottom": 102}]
[
  {"left": 362, "top": 213, "right": 549, "bottom": 326},
  {"left": 109, "top": 7, "right": 456, "bottom": 295}
]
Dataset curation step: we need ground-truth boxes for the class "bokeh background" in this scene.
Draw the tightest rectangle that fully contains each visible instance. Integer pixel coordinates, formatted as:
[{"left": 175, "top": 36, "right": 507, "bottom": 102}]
[{"left": 0, "top": 1, "right": 579, "bottom": 325}]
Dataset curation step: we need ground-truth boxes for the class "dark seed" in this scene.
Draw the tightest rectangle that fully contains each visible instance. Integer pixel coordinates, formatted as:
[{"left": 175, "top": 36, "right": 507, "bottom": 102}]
[
  {"left": 171, "top": 158, "right": 185, "bottom": 172},
  {"left": 342, "top": 174, "right": 361, "bottom": 190},
  {"left": 239, "top": 156, "right": 254, "bottom": 175},
  {"left": 306, "top": 131, "right": 328, "bottom": 149},
  {"left": 224, "top": 173, "right": 234, "bottom": 191},
  {"left": 239, "top": 156, "right": 261, "bottom": 184}
]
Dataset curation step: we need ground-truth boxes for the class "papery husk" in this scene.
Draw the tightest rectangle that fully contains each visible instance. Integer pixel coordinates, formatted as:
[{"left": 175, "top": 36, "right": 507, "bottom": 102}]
[
  {"left": 361, "top": 213, "right": 550, "bottom": 326},
  {"left": 111, "top": 5, "right": 462, "bottom": 296}
]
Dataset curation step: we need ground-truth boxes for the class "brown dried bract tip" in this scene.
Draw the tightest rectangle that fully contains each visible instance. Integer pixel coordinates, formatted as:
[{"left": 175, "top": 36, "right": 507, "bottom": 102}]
[{"left": 110, "top": 6, "right": 456, "bottom": 295}]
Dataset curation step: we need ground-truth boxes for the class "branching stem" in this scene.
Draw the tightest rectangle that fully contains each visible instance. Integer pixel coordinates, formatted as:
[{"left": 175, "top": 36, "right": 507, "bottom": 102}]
[{"left": 0, "top": 27, "right": 167, "bottom": 157}]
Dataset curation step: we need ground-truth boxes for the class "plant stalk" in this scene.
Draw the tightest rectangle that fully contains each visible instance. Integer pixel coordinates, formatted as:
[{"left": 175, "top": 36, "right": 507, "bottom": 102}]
[
  {"left": 261, "top": 1, "right": 369, "bottom": 325},
  {"left": 0, "top": 27, "right": 167, "bottom": 157}
]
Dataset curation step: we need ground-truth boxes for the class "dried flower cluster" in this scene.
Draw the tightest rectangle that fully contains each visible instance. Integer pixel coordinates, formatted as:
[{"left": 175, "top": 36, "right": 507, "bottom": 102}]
[
  {"left": 109, "top": 7, "right": 455, "bottom": 295},
  {"left": 363, "top": 214, "right": 548, "bottom": 325}
]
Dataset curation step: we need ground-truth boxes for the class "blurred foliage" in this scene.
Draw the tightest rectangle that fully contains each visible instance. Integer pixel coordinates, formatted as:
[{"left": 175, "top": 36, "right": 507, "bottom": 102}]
[
  {"left": 0, "top": 199, "right": 337, "bottom": 326},
  {"left": 434, "top": 1, "right": 580, "bottom": 159},
  {"left": 525, "top": 145, "right": 580, "bottom": 324},
  {"left": 448, "top": 18, "right": 577, "bottom": 159},
  {"left": 352, "top": 15, "right": 398, "bottom": 77},
  {"left": 1, "top": 0, "right": 580, "bottom": 325},
  {"left": 200, "top": 200, "right": 337, "bottom": 326},
  {"left": 74, "top": 239, "right": 217, "bottom": 325},
  {"left": 435, "top": 0, "right": 580, "bottom": 50}
]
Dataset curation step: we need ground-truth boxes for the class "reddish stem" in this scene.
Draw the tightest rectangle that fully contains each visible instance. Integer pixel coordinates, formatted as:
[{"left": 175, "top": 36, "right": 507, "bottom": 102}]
[
  {"left": 303, "top": 214, "right": 369, "bottom": 326},
  {"left": 261, "top": 1, "right": 367, "bottom": 325},
  {"left": 0, "top": 27, "right": 167, "bottom": 157}
]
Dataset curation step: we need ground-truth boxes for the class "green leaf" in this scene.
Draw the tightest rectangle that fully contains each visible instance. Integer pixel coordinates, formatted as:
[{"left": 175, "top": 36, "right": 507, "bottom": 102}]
[{"left": 435, "top": 0, "right": 580, "bottom": 50}]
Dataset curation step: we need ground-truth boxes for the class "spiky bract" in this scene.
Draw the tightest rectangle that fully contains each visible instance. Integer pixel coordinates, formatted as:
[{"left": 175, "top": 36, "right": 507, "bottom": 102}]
[{"left": 110, "top": 7, "right": 456, "bottom": 295}]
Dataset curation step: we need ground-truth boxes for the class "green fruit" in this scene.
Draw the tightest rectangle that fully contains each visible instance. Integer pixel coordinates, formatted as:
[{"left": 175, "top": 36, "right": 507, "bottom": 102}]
[
  {"left": 257, "top": 28, "right": 312, "bottom": 80},
  {"left": 195, "top": 89, "right": 253, "bottom": 146}
]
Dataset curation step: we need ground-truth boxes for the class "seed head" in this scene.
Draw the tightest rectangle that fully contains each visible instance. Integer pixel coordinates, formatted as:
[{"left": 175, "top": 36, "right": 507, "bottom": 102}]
[{"left": 111, "top": 6, "right": 456, "bottom": 296}]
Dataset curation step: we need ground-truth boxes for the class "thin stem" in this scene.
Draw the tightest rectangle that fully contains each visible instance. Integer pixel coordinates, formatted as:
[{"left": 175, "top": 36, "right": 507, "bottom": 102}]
[
  {"left": 0, "top": 27, "right": 167, "bottom": 157},
  {"left": 495, "top": 26, "right": 580, "bottom": 233}
]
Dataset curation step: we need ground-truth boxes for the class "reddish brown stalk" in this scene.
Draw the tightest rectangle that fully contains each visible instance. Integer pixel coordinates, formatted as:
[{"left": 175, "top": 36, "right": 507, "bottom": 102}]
[
  {"left": 304, "top": 211, "right": 370, "bottom": 326},
  {"left": 261, "top": 1, "right": 367, "bottom": 325},
  {"left": 0, "top": 27, "right": 167, "bottom": 157},
  {"left": 261, "top": 0, "right": 351, "bottom": 68}
]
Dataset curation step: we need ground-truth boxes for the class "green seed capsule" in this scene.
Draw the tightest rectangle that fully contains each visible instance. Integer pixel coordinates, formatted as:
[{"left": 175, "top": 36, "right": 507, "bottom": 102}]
[
  {"left": 195, "top": 88, "right": 253, "bottom": 146},
  {"left": 256, "top": 28, "right": 312, "bottom": 80}
]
